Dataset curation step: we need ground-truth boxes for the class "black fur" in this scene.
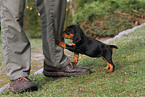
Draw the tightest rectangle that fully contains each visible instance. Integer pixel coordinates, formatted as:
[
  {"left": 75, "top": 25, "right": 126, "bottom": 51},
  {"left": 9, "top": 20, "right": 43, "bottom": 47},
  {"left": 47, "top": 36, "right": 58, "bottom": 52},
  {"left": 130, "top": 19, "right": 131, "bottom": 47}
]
[{"left": 63, "top": 24, "right": 118, "bottom": 72}]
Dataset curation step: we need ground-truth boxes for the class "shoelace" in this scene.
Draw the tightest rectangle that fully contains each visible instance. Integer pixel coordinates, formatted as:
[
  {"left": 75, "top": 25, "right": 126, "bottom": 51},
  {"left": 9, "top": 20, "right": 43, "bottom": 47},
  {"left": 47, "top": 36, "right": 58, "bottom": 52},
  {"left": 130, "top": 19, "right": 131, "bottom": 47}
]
[{"left": 18, "top": 77, "right": 32, "bottom": 82}]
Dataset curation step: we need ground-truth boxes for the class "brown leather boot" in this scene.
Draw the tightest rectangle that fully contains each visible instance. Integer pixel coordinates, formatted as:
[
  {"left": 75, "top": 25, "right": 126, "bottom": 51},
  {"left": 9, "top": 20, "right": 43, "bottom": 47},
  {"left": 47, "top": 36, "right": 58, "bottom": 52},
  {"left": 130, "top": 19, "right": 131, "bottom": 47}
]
[
  {"left": 10, "top": 76, "right": 38, "bottom": 93},
  {"left": 43, "top": 61, "right": 92, "bottom": 77}
]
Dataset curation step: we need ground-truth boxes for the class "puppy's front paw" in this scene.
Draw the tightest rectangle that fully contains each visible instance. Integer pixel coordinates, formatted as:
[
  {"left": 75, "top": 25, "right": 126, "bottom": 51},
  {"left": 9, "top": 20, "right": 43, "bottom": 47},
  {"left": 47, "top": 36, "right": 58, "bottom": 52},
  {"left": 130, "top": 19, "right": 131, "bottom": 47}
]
[{"left": 56, "top": 39, "right": 66, "bottom": 48}]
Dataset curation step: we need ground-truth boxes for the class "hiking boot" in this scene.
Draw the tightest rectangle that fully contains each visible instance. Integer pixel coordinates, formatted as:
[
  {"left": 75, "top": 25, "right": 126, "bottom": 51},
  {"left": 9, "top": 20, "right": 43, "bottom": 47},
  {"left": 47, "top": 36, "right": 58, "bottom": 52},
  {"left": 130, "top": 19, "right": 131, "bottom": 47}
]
[
  {"left": 10, "top": 76, "right": 38, "bottom": 93},
  {"left": 43, "top": 61, "right": 92, "bottom": 77}
]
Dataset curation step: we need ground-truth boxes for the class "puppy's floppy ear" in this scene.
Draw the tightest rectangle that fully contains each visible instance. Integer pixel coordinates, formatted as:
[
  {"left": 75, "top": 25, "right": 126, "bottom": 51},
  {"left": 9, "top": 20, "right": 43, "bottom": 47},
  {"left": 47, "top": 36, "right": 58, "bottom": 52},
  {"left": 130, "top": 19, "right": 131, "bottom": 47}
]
[
  {"left": 73, "top": 26, "right": 82, "bottom": 43},
  {"left": 73, "top": 32, "right": 82, "bottom": 43}
]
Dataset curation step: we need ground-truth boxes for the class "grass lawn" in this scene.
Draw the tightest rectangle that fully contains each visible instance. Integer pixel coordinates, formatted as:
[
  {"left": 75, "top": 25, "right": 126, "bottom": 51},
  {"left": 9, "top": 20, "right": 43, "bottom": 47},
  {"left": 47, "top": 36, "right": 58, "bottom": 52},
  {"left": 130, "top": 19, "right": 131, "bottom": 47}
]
[{"left": 0, "top": 27, "right": 145, "bottom": 96}]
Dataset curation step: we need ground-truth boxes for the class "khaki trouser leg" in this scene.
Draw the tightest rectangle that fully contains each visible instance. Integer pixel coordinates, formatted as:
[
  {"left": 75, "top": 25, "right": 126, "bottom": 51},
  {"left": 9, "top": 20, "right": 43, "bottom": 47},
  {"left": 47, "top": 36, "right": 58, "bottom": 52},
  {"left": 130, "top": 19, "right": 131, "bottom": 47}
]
[
  {"left": 0, "top": 0, "right": 2, "bottom": 25},
  {"left": 37, "top": 0, "right": 70, "bottom": 68},
  {"left": 0, "top": 0, "right": 31, "bottom": 81}
]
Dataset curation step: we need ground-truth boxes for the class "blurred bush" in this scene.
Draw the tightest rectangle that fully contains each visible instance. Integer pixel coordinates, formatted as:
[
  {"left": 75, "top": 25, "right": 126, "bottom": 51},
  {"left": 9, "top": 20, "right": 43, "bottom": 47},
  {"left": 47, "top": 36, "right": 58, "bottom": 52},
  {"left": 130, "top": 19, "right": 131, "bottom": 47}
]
[
  {"left": 72, "top": 0, "right": 145, "bottom": 38},
  {"left": 19, "top": 0, "right": 145, "bottom": 38},
  {"left": 24, "top": 0, "right": 72, "bottom": 38},
  {"left": 24, "top": 0, "right": 41, "bottom": 38}
]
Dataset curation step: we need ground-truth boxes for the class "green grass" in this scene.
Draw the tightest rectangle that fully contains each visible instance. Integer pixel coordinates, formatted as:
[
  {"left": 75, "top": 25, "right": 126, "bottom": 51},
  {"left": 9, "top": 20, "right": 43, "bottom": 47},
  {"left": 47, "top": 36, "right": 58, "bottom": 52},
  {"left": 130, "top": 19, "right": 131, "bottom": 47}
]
[{"left": 1, "top": 27, "right": 145, "bottom": 96}]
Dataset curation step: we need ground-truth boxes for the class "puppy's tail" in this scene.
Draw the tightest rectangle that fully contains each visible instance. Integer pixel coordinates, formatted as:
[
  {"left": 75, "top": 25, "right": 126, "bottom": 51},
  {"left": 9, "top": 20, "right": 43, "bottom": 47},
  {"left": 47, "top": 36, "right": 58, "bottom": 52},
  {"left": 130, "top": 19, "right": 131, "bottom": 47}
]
[{"left": 109, "top": 45, "right": 118, "bottom": 49}]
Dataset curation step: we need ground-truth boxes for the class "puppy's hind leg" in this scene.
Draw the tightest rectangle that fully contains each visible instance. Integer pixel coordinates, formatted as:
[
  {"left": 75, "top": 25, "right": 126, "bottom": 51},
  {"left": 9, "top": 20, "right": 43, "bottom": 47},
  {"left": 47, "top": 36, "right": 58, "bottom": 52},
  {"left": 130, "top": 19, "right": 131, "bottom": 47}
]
[
  {"left": 102, "top": 56, "right": 115, "bottom": 73},
  {"left": 102, "top": 57, "right": 110, "bottom": 70}
]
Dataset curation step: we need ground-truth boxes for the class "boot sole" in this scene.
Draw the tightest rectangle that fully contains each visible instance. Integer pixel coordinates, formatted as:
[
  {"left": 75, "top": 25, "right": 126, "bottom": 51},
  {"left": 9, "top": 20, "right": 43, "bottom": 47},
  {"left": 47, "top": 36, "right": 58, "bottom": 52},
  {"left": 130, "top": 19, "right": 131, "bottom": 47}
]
[
  {"left": 43, "top": 70, "right": 91, "bottom": 77},
  {"left": 10, "top": 85, "right": 38, "bottom": 93}
]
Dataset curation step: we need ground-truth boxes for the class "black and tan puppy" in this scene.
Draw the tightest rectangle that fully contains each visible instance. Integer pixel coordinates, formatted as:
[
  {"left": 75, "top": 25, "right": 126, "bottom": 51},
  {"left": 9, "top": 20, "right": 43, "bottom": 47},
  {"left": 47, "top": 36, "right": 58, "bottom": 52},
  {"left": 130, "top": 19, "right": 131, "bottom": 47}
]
[{"left": 56, "top": 24, "right": 118, "bottom": 72}]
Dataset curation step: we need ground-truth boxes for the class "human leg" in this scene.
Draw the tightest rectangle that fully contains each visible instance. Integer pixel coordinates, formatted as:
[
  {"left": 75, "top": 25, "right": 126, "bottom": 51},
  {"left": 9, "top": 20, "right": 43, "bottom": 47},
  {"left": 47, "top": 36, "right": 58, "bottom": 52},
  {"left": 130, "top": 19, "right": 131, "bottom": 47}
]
[
  {"left": 1, "top": 0, "right": 30, "bottom": 81},
  {"left": 37, "top": 0, "right": 92, "bottom": 77},
  {"left": 37, "top": 0, "right": 70, "bottom": 68},
  {"left": 0, "top": 0, "right": 37, "bottom": 93}
]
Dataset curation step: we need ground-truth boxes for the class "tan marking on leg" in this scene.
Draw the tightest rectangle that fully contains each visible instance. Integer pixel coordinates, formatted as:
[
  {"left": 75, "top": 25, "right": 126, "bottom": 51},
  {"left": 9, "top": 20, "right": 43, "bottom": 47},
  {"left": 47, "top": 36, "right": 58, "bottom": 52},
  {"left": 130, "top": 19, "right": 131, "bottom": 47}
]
[
  {"left": 56, "top": 40, "right": 66, "bottom": 48},
  {"left": 74, "top": 52, "right": 79, "bottom": 65},
  {"left": 102, "top": 64, "right": 110, "bottom": 70},
  {"left": 107, "top": 64, "right": 113, "bottom": 73},
  {"left": 70, "top": 52, "right": 79, "bottom": 68},
  {"left": 102, "top": 57, "right": 110, "bottom": 70},
  {"left": 102, "top": 57, "right": 113, "bottom": 73}
]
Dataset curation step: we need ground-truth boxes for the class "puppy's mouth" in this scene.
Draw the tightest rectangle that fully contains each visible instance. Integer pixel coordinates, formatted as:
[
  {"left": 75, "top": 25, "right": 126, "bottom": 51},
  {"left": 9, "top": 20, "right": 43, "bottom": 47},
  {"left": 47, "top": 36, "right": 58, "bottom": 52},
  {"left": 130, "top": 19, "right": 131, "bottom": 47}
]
[{"left": 62, "top": 33, "right": 74, "bottom": 40}]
